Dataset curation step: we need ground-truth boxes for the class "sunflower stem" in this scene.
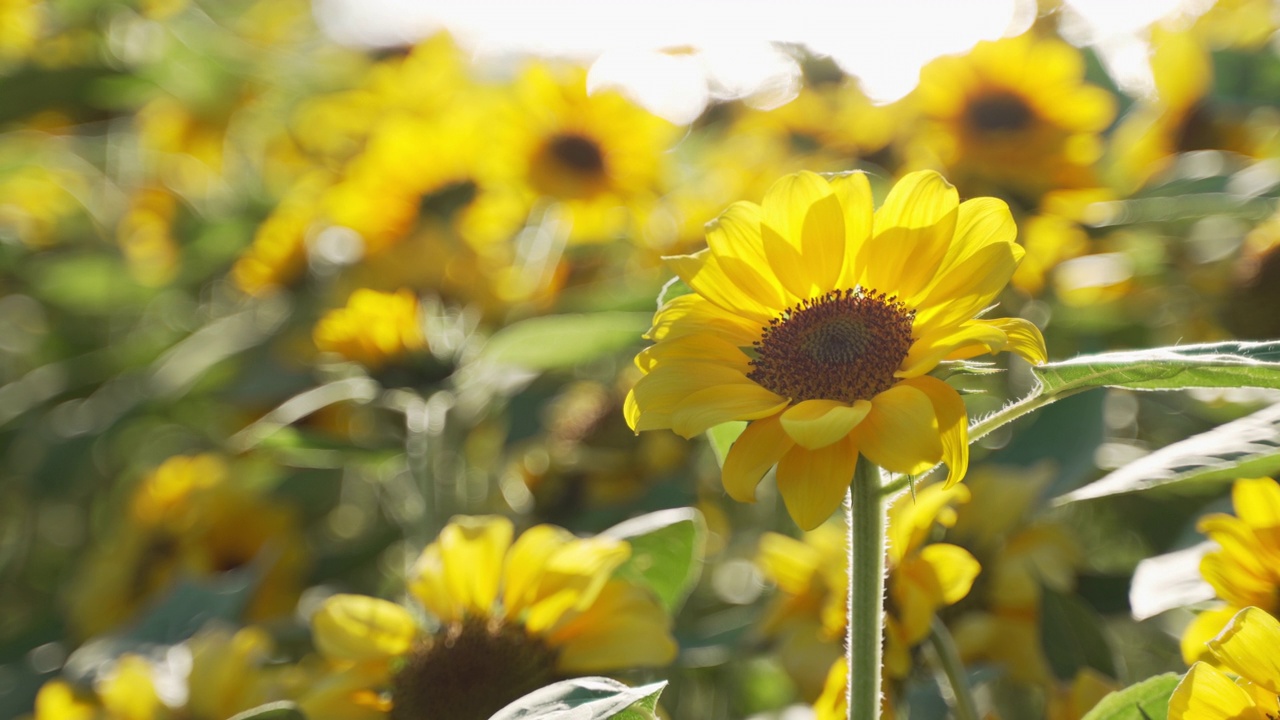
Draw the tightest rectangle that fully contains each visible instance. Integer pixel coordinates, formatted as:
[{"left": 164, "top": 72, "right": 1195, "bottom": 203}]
[
  {"left": 927, "top": 617, "right": 980, "bottom": 720},
  {"left": 847, "top": 458, "right": 886, "bottom": 720}
]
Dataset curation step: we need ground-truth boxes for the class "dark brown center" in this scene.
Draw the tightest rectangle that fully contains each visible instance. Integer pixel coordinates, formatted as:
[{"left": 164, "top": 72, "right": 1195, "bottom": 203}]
[
  {"left": 547, "top": 133, "right": 606, "bottom": 176},
  {"left": 965, "top": 91, "right": 1034, "bottom": 133},
  {"left": 748, "top": 289, "right": 915, "bottom": 404},
  {"left": 391, "top": 617, "right": 559, "bottom": 720}
]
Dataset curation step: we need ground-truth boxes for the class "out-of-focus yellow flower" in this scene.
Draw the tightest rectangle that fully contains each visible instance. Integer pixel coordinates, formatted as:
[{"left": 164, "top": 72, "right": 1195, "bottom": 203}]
[
  {"left": 912, "top": 33, "right": 1115, "bottom": 202},
  {"left": 1047, "top": 668, "right": 1120, "bottom": 720},
  {"left": 1181, "top": 477, "right": 1280, "bottom": 665},
  {"left": 0, "top": 159, "right": 87, "bottom": 248},
  {"left": 31, "top": 626, "right": 287, "bottom": 720},
  {"left": 1111, "top": 27, "right": 1255, "bottom": 190},
  {"left": 1012, "top": 214, "right": 1090, "bottom": 296},
  {"left": 231, "top": 172, "right": 327, "bottom": 295},
  {"left": 1191, "top": 0, "right": 1279, "bottom": 50},
  {"left": 117, "top": 188, "right": 180, "bottom": 287},
  {"left": 626, "top": 169, "right": 1045, "bottom": 529},
  {"left": 136, "top": 96, "right": 233, "bottom": 196},
  {"left": 68, "top": 454, "right": 307, "bottom": 639},
  {"left": 814, "top": 656, "right": 849, "bottom": 720},
  {"left": 1223, "top": 210, "right": 1280, "bottom": 339},
  {"left": 0, "top": 0, "right": 43, "bottom": 64},
  {"left": 495, "top": 63, "right": 680, "bottom": 243},
  {"left": 1170, "top": 606, "right": 1280, "bottom": 720},
  {"left": 946, "top": 467, "right": 1083, "bottom": 685},
  {"left": 303, "top": 515, "right": 676, "bottom": 720},
  {"left": 313, "top": 288, "right": 426, "bottom": 369},
  {"left": 756, "top": 483, "right": 979, "bottom": 699}
]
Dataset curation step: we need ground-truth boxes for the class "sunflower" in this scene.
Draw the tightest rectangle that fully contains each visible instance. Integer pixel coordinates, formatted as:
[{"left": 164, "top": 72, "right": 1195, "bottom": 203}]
[
  {"left": 911, "top": 33, "right": 1115, "bottom": 203},
  {"left": 304, "top": 515, "right": 676, "bottom": 720},
  {"left": 625, "top": 169, "right": 1046, "bottom": 529},
  {"left": 1181, "top": 477, "right": 1280, "bottom": 665},
  {"left": 494, "top": 63, "right": 679, "bottom": 243},
  {"left": 1170, "top": 606, "right": 1280, "bottom": 720},
  {"left": 755, "top": 482, "right": 980, "bottom": 698},
  {"left": 313, "top": 288, "right": 427, "bottom": 369}
]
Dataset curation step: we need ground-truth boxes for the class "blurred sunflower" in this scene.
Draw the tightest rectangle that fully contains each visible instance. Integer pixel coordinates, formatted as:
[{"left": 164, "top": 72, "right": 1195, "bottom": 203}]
[
  {"left": 912, "top": 33, "right": 1115, "bottom": 203},
  {"left": 313, "top": 288, "right": 427, "bottom": 369},
  {"left": 495, "top": 64, "right": 680, "bottom": 243},
  {"left": 68, "top": 454, "right": 307, "bottom": 639},
  {"left": 625, "top": 169, "right": 1045, "bottom": 529},
  {"left": 304, "top": 515, "right": 676, "bottom": 720},
  {"left": 1170, "top": 606, "right": 1280, "bottom": 720},
  {"left": 1181, "top": 477, "right": 1280, "bottom": 665},
  {"left": 755, "top": 482, "right": 979, "bottom": 699},
  {"left": 1111, "top": 27, "right": 1256, "bottom": 190},
  {"left": 31, "top": 625, "right": 286, "bottom": 720},
  {"left": 946, "top": 467, "right": 1082, "bottom": 685},
  {"left": 1047, "top": 668, "right": 1120, "bottom": 720}
]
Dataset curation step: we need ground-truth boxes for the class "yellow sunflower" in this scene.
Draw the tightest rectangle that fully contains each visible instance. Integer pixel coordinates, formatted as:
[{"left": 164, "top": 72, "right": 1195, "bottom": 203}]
[
  {"left": 313, "top": 288, "right": 427, "bottom": 369},
  {"left": 1181, "top": 477, "right": 1280, "bottom": 665},
  {"left": 755, "top": 482, "right": 980, "bottom": 697},
  {"left": 911, "top": 33, "right": 1115, "bottom": 202},
  {"left": 1170, "top": 606, "right": 1280, "bottom": 720},
  {"left": 495, "top": 63, "right": 679, "bottom": 243},
  {"left": 625, "top": 169, "right": 1046, "bottom": 529},
  {"left": 304, "top": 515, "right": 676, "bottom": 720}
]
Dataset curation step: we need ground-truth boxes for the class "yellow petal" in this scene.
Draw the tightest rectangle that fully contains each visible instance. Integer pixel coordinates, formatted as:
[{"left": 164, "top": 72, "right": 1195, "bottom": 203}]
[
  {"left": 861, "top": 170, "right": 958, "bottom": 300},
  {"left": 646, "top": 293, "right": 761, "bottom": 346},
  {"left": 666, "top": 249, "right": 774, "bottom": 325},
  {"left": 312, "top": 594, "right": 416, "bottom": 664},
  {"left": 549, "top": 581, "right": 677, "bottom": 672},
  {"left": 1233, "top": 478, "right": 1280, "bottom": 529},
  {"left": 1181, "top": 606, "right": 1242, "bottom": 666},
  {"left": 635, "top": 333, "right": 751, "bottom": 373},
  {"left": 524, "top": 536, "right": 631, "bottom": 634},
  {"left": 626, "top": 363, "right": 758, "bottom": 432},
  {"left": 904, "top": 376, "right": 969, "bottom": 488},
  {"left": 670, "top": 382, "right": 790, "bottom": 438},
  {"left": 1168, "top": 662, "right": 1268, "bottom": 720},
  {"left": 855, "top": 384, "right": 942, "bottom": 476},
  {"left": 780, "top": 399, "right": 872, "bottom": 450},
  {"left": 830, "top": 171, "right": 874, "bottom": 289},
  {"left": 897, "top": 322, "right": 1008, "bottom": 378},
  {"left": 502, "top": 524, "right": 574, "bottom": 619},
  {"left": 722, "top": 413, "right": 794, "bottom": 503},
  {"left": 755, "top": 531, "right": 822, "bottom": 594},
  {"left": 406, "top": 543, "right": 455, "bottom": 622},
  {"left": 920, "top": 543, "right": 981, "bottom": 605},
  {"left": 983, "top": 317, "right": 1048, "bottom": 365},
  {"left": 914, "top": 241, "right": 1021, "bottom": 333},
  {"left": 434, "top": 516, "right": 511, "bottom": 617},
  {"left": 705, "top": 200, "right": 792, "bottom": 311},
  {"left": 775, "top": 436, "right": 859, "bottom": 530},
  {"left": 1208, "top": 607, "right": 1280, "bottom": 695},
  {"left": 761, "top": 170, "right": 842, "bottom": 297}
]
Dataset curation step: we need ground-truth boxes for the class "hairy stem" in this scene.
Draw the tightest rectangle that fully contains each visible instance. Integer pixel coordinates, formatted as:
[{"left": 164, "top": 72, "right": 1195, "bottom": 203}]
[{"left": 847, "top": 458, "right": 886, "bottom": 720}]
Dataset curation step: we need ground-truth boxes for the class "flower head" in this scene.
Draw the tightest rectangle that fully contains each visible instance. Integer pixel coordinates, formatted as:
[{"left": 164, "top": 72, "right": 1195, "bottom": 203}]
[
  {"left": 1181, "top": 477, "right": 1280, "bottom": 665},
  {"left": 306, "top": 515, "right": 676, "bottom": 720},
  {"left": 626, "top": 169, "right": 1046, "bottom": 529},
  {"left": 1170, "top": 606, "right": 1280, "bottom": 720},
  {"left": 313, "top": 289, "right": 427, "bottom": 369}
]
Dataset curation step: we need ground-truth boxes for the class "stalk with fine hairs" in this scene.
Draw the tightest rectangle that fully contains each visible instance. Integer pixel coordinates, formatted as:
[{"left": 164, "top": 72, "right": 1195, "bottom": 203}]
[{"left": 847, "top": 458, "right": 887, "bottom": 720}]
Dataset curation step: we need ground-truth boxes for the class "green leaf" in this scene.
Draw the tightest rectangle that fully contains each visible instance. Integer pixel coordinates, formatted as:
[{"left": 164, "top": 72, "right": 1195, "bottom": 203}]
[
  {"left": 1040, "top": 589, "right": 1117, "bottom": 682},
  {"left": 706, "top": 421, "right": 747, "bottom": 467},
  {"left": 479, "top": 312, "right": 652, "bottom": 371},
  {"left": 1034, "top": 341, "right": 1280, "bottom": 395},
  {"left": 228, "top": 702, "right": 307, "bottom": 720},
  {"left": 1057, "top": 403, "right": 1280, "bottom": 503},
  {"left": 603, "top": 508, "right": 705, "bottom": 612},
  {"left": 490, "top": 677, "right": 666, "bottom": 720},
  {"left": 1080, "top": 673, "right": 1181, "bottom": 720}
]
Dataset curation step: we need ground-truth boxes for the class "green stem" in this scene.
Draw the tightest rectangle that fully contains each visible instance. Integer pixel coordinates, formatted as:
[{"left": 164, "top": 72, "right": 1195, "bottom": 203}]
[
  {"left": 927, "top": 617, "right": 979, "bottom": 720},
  {"left": 847, "top": 458, "right": 886, "bottom": 720}
]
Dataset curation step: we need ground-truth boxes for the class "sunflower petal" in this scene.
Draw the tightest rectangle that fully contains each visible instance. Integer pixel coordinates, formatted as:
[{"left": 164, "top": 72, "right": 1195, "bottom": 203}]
[
  {"left": 904, "top": 376, "right": 968, "bottom": 487},
  {"left": 666, "top": 250, "right": 774, "bottom": 325},
  {"left": 312, "top": 594, "right": 417, "bottom": 664},
  {"left": 761, "top": 171, "right": 841, "bottom": 297},
  {"left": 626, "top": 363, "right": 757, "bottom": 432},
  {"left": 914, "top": 240, "right": 1021, "bottom": 332},
  {"left": 1208, "top": 607, "right": 1280, "bottom": 695},
  {"left": 780, "top": 399, "right": 872, "bottom": 450},
  {"left": 775, "top": 436, "right": 859, "bottom": 530},
  {"left": 1233, "top": 478, "right": 1280, "bottom": 529},
  {"left": 670, "top": 383, "right": 790, "bottom": 438},
  {"left": 502, "top": 524, "right": 573, "bottom": 618},
  {"left": 830, "top": 172, "right": 874, "bottom": 289},
  {"left": 647, "top": 293, "right": 761, "bottom": 346},
  {"left": 435, "top": 516, "right": 512, "bottom": 616},
  {"left": 861, "top": 170, "right": 958, "bottom": 299},
  {"left": 705, "top": 201, "right": 791, "bottom": 310},
  {"left": 1168, "top": 662, "right": 1267, "bottom": 720},
  {"left": 897, "top": 323, "right": 1008, "bottom": 379},
  {"left": 982, "top": 317, "right": 1047, "bottom": 365},
  {"left": 1181, "top": 606, "right": 1241, "bottom": 665},
  {"left": 855, "top": 384, "right": 943, "bottom": 476},
  {"left": 722, "top": 413, "right": 793, "bottom": 503}
]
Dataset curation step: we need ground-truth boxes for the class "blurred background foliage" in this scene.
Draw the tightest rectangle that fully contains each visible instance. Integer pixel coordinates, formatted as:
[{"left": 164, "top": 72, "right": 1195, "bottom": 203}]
[{"left": 4, "top": 0, "right": 1280, "bottom": 718}]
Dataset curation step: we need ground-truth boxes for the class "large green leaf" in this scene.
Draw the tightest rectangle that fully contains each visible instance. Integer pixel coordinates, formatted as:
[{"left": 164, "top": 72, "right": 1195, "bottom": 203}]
[
  {"left": 1080, "top": 673, "right": 1181, "bottom": 720},
  {"left": 478, "top": 312, "right": 653, "bottom": 371},
  {"left": 706, "top": 421, "right": 747, "bottom": 467},
  {"left": 1040, "top": 589, "right": 1117, "bottom": 682},
  {"left": 490, "top": 678, "right": 666, "bottom": 720},
  {"left": 603, "top": 508, "right": 705, "bottom": 612},
  {"left": 1057, "top": 403, "right": 1280, "bottom": 503},
  {"left": 971, "top": 341, "right": 1280, "bottom": 445}
]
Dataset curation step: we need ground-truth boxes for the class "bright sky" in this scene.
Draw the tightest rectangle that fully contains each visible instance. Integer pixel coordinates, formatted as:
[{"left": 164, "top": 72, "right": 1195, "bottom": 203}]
[{"left": 317, "top": 0, "right": 1204, "bottom": 123}]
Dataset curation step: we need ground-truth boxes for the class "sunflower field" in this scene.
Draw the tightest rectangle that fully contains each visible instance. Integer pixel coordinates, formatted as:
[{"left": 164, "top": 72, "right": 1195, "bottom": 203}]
[{"left": 7, "top": 1, "right": 1280, "bottom": 719}]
